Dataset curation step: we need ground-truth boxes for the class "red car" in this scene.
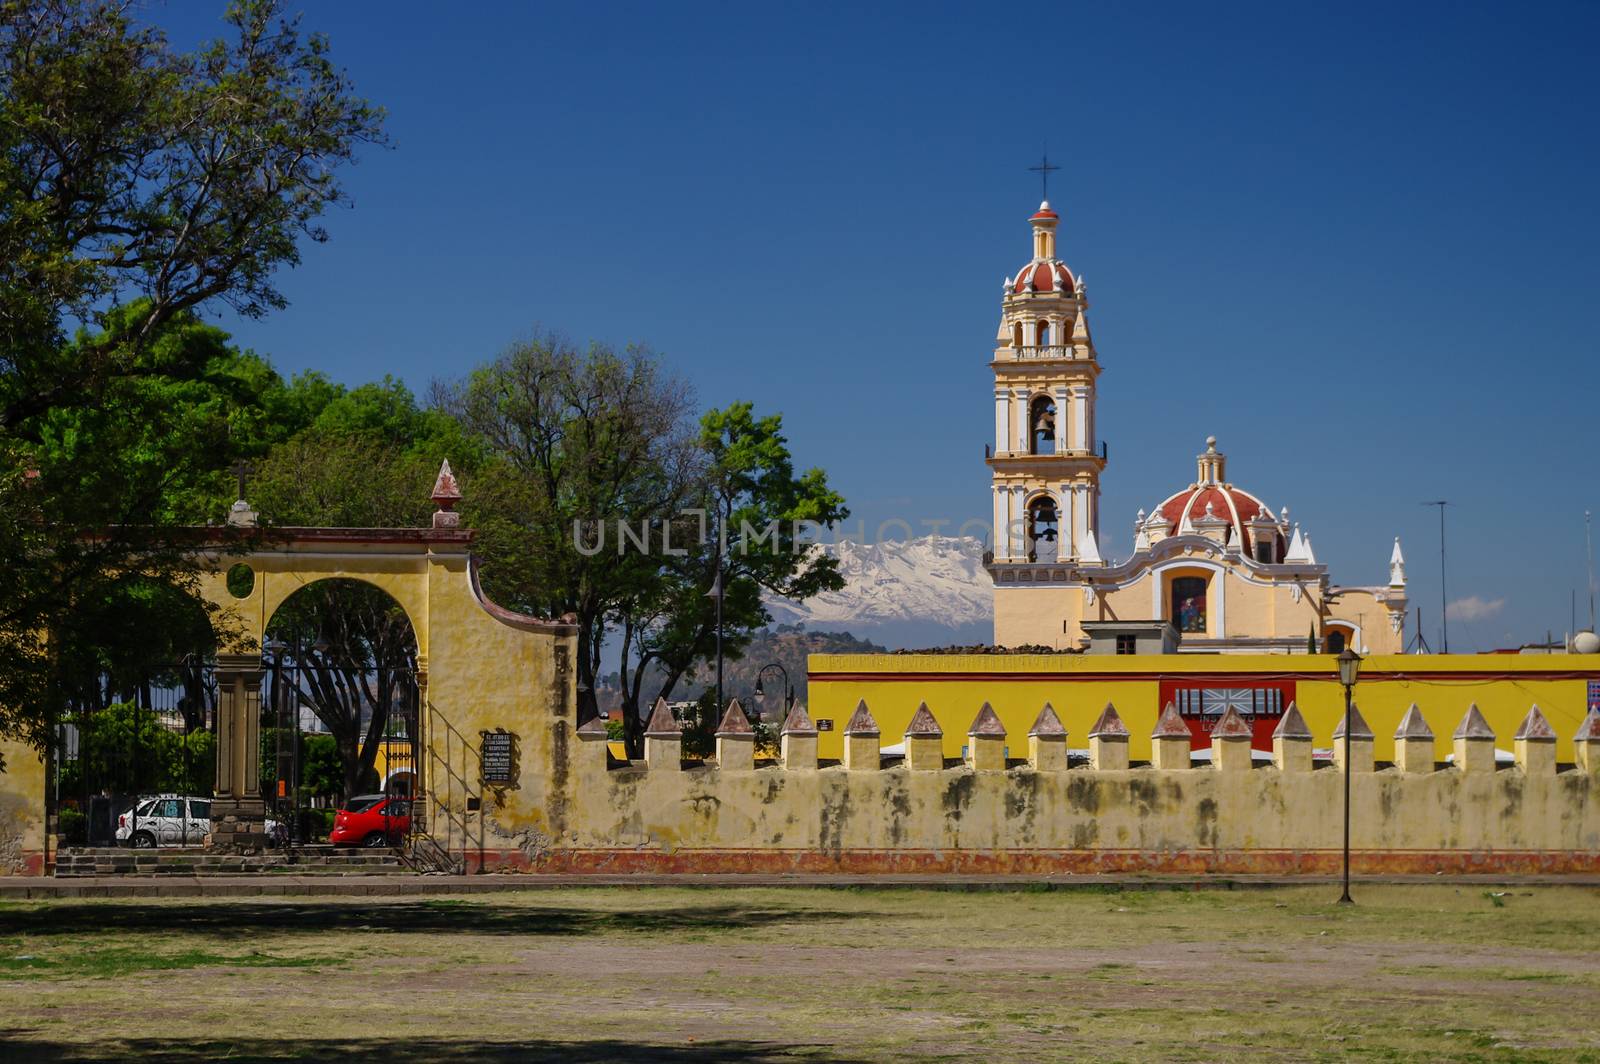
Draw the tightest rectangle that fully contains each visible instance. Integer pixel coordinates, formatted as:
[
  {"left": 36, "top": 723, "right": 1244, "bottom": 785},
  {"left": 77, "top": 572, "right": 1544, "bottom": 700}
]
[{"left": 330, "top": 794, "right": 411, "bottom": 847}]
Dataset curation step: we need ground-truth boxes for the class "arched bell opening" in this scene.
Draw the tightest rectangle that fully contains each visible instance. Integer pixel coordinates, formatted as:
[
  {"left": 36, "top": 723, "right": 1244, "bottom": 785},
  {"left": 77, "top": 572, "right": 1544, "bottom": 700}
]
[
  {"left": 1011, "top": 321, "right": 1024, "bottom": 348},
  {"left": 1029, "top": 394, "right": 1057, "bottom": 456},
  {"left": 1036, "top": 319, "right": 1051, "bottom": 347},
  {"left": 1026, "top": 495, "right": 1060, "bottom": 563}
]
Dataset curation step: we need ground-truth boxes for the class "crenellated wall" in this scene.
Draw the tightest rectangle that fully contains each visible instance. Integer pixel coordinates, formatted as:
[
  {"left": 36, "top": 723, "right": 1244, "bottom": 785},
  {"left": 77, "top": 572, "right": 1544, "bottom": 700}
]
[{"left": 492, "top": 697, "right": 1600, "bottom": 876}]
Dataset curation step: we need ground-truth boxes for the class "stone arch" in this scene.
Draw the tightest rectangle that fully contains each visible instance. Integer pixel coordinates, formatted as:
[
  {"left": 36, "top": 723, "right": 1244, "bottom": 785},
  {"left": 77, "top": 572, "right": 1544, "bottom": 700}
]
[
  {"left": 1028, "top": 393, "right": 1057, "bottom": 455},
  {"left": 1024, "top": 491, "right": 1060, "bottom": 563},
  {"left": 184, "top": 526, "right": 577, "bottom": 855}
]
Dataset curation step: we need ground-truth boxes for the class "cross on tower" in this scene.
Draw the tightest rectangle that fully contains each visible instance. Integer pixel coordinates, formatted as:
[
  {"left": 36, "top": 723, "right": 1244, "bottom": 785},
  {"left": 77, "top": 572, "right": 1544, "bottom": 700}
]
[{"left": 1028, "top": 152, "right": 1061, "bottom": 200}]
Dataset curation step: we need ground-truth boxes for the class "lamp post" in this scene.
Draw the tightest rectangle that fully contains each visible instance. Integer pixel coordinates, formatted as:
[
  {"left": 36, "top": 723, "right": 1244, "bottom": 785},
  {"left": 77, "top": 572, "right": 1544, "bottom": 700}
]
[
  {"left": 1336, "top": 646, "right": 1362, "bottom": 904},
  {"left": 706, "top": 568, "right": 724, "bottom": 715},
  {"left": 754, "top": 663, "right": 793, "bottom": 720}
]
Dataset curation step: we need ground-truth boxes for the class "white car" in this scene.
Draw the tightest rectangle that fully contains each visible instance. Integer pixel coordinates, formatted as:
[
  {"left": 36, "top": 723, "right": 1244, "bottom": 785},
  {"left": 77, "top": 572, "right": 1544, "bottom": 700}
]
[{"left": 115, "top": 795, "right": 284, "bottom": 848}]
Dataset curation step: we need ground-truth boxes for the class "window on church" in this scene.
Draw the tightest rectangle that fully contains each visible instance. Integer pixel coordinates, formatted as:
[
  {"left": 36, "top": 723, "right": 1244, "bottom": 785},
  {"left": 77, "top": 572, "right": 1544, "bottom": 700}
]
[
  {"left": 1324, "top": 630, "right": 1346, "bottom": 653},
  {"left": 1026, "top": 496, "right": 1058, "bottom": 563},
  {"left": 1255, "top": 537, "right": 1273, "bottom": 563},
  {"left": 1172, "top": 576, "right": 1207, "bottom": 634},
  {"left": 1029, "top": 395, "right": 1056, "bottom": 455},
  {"left": 1012, "top": 322, "right": 1023, "bottom": 348},
  {"left": 1037, "top": 320, "right": 1051, "bottom": 346},
  {"left": 1115, "top": 634, "right": 1137, "bottom": 655}
]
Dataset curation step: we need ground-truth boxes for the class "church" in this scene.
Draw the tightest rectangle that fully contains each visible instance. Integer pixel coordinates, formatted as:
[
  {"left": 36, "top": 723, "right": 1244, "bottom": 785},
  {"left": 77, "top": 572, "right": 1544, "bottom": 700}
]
[{"left": 985, "top": 200, "right": 1408, "bottom": 654}]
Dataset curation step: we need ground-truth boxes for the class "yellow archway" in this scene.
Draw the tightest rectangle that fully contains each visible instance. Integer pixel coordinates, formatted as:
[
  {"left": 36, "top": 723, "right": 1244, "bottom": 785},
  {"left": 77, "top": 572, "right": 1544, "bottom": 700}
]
[{"left": 190, "top": 518, "right": 577, "bottom": 854}]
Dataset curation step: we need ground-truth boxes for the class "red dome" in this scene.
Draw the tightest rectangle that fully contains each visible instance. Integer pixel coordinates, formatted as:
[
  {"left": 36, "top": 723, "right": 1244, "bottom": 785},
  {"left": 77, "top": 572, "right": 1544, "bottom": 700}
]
[
  {"left": 1155, "top": 483, "right": 1280, "bottom": 557},
  {"left": 1011, "top": 260, "right": 1076, "bottom": 294}
]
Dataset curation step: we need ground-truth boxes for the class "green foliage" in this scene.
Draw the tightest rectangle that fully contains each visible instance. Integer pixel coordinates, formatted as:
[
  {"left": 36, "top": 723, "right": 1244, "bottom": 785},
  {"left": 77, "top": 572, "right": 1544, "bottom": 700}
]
[
  {"left": 0, "top": 0, "right": 383, "bottom": 749},
  {"left": 612, "top": 402, "right": 848, "bottom": 756},
  {"left": 299, "top": 734, "right": 343, "bottom": 803},
  {"left": 56, "top": 807, "right": 85, "bottom": 845},
  {"left": 442, "top": 333, "right": 700, "bottom": 720},
  {"left": 57, "top": 703, "right": 213, "bottom": 799},
  {"left": 677, "top": 691, "right": 719, "bottom": 761}
]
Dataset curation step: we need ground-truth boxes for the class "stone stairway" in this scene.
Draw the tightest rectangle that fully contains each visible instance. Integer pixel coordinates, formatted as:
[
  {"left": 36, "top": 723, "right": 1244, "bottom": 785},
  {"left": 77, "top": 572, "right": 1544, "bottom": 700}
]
[{"left": 53, "top": 845, "right": 412, "bottom": 878}]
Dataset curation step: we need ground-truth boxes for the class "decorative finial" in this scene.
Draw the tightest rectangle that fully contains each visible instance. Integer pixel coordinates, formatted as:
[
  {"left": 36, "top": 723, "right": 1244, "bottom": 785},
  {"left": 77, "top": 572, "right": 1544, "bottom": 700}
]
[
  {"left": 431, "top": 459, "right": 463, "bottom": 529},
  {"left": 1206, "top": 435, "right": 1218, "bottom": 451}
]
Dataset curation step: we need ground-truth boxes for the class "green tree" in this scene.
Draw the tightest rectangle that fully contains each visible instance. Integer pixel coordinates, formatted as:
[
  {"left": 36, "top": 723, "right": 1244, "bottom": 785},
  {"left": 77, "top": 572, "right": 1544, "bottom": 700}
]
[
  {"left": 0, "top": 0, "right": 384, "bottom": 754},
  {"left": 245, "top": 378, "right": 453, "bottom": 798},
  {"left": 614, "top": 403, "right": 847, "bottom": 757},
  {"left": 58, "top": 701, "right": 213, "bottom": 800},
  {"left": 442, "top": 333, "right": 699, "bottom": 723}
]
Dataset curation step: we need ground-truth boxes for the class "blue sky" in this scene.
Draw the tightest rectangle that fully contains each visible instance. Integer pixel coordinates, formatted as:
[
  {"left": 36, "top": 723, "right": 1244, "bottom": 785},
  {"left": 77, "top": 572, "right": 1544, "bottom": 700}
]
[{"left": 161, "top": 1, "right": 1599, "bottom": 651}]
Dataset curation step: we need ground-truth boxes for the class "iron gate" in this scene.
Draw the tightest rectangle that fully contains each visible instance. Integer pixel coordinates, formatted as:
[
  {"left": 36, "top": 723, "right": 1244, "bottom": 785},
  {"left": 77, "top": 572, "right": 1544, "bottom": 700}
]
[
  {"left": 53, "top": 660, "right": 218, "bottom": 848},
  {"left": 261, "top": 655, "right": 419, "bottom": 847}
]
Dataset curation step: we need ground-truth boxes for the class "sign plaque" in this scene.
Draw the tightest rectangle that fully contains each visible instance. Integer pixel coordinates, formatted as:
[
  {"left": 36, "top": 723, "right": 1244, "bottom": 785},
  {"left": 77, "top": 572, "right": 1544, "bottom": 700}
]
[{"left": 480, "top": 730, "right": 518, "bottom": 785}]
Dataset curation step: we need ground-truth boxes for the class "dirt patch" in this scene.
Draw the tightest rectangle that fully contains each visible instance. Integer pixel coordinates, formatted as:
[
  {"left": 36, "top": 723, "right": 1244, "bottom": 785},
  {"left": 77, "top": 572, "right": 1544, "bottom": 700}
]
[{"left": 0, "top": 885, "right": 1597, "bottom": 1061}]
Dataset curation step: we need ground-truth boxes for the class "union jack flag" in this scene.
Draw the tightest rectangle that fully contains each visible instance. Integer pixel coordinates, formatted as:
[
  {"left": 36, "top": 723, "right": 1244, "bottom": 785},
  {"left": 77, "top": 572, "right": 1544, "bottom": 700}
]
[{"left": 1174, "top": 687, "right": 1284, "bottom": 719}]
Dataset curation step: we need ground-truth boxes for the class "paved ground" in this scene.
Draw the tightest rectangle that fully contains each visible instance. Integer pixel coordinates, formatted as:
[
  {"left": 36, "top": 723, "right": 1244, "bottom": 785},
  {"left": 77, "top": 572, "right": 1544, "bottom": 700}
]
[
  {"left": 1, "top": 883, "right": 1597, "bottom": 1061},
  {"left": 6, "top": 871, "right": 1600, "bottom": 899}
]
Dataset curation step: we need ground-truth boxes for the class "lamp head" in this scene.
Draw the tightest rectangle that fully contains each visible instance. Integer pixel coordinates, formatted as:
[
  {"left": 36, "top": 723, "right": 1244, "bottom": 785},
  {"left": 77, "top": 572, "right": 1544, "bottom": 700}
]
[{"left": 1337, "top": 646, "right": 1362, "bottom": 688}]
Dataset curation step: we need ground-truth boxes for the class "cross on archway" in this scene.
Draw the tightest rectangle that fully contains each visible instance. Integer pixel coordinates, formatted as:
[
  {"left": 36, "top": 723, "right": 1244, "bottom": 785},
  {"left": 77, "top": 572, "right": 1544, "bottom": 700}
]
[{"left": 232, "top": 459, "right": 252, "bottom": 502}]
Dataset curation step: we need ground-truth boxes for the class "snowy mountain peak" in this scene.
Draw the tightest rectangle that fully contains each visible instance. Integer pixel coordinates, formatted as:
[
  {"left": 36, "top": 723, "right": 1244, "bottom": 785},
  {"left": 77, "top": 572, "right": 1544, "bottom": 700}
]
[{"left": 766, "top": 535, "right": 993, "bottom": 644}]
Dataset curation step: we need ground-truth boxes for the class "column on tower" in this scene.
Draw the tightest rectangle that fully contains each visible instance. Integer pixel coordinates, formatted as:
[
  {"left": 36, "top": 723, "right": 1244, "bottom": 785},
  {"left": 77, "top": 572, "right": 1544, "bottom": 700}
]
[
  {"left": 1071, "top": 385, "right": 1090, "bottom": 454},
  {"left": 1059, "top": 481, "right": 1076, "bottom": 559},
  {"left": 1008, "top": 485, "right": 1026, "bottom": 558},
  {"left": 1051, "top": 385, "right": 1068, "bottom": 454},
  {"left": 1073, "top": 483, "right": 1089, "bottom": 555},
  {"left": 1012, "top": 387, "right": 1029, "bottom": 453},
  {"left": 1084, "top": 384, "right": 1096, "bottom": 453},
  {"left": 992, "top": 484, "right": 1008, "bottom": 560},
  {"left": 994, "top": 388, "right": 1009, "bottom": 456}
]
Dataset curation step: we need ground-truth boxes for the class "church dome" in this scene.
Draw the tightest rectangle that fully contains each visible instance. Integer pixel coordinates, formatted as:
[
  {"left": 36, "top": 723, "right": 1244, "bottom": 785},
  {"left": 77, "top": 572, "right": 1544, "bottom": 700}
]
[
  {"left": 1011, "top": 259, "right": 1076, "bottom": 294},
  {"left": 1009, "top": 201, "right": 1077, "bottom": 294},
  {"left": 1151, "top": 437, "right": 1284, "bottom": 558},
  {"left": 1156, "top": 484, "right": 1272, "bottom": 536}
]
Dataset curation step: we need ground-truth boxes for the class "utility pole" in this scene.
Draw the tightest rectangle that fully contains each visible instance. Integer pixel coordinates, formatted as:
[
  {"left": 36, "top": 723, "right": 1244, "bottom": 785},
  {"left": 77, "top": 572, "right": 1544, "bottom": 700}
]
[
  {"left": 1586, "top": 510, "right": 1595, "bottom": 633},
  {"left": 1423, "top": 501, "right": 1450, "bottom": 653}
]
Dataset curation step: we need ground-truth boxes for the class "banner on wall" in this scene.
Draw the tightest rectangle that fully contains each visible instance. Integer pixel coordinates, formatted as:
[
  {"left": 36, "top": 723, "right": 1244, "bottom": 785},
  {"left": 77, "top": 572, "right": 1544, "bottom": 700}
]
[{"left": 1158, "top": 679, "right": 1297, "bottom": 750}]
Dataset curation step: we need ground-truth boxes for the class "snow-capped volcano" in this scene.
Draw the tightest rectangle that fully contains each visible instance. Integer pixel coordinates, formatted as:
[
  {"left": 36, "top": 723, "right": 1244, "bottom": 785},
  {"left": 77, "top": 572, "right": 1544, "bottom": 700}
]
[{"left": 766, "top": 535, "right": 993, "bottom": 648}]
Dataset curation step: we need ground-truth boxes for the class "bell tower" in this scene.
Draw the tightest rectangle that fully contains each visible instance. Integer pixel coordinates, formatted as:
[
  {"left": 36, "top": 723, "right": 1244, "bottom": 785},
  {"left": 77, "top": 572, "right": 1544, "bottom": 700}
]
[{"left": 986, "top": 200, "right": 1104, "bottom": 567}]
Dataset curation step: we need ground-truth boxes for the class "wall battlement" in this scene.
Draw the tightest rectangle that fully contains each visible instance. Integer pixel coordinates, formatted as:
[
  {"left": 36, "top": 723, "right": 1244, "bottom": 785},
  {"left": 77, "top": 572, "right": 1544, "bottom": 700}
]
[{"left": 507, "top": 698, "right": 1600, "bottom": 876}]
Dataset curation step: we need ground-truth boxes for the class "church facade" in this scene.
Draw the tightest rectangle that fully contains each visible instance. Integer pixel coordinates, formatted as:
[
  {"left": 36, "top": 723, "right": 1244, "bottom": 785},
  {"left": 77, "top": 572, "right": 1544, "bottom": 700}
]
[{"left": 986, "top": 201, "right": 1408, "bottom": 654}]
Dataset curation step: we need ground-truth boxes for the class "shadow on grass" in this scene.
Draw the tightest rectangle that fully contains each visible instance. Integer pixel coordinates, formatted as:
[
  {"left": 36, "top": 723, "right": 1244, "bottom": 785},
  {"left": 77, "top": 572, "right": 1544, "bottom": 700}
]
[
  {"left": 0, "top": 1036, "right": 856, "bottom": 1063},
  {"left": 0, "top": 900, "right": 867, "bottom": 939}
]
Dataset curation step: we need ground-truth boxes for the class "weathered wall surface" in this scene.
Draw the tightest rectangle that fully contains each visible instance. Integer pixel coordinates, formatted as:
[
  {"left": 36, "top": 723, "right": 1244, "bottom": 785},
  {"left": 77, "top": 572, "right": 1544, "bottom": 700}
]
[
  {"left": 0, "top": 738, "right": 45, "bottom": 875},
  {"left": 493, "top": 726, "right": 1600, "bottom": 876}
]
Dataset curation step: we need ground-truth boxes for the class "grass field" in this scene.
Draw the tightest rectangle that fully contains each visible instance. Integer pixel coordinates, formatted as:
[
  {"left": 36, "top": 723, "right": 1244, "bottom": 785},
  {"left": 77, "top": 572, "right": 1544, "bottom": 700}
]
[{"left": 0, "top": 884, "right": 1597, "bottom": 1062}]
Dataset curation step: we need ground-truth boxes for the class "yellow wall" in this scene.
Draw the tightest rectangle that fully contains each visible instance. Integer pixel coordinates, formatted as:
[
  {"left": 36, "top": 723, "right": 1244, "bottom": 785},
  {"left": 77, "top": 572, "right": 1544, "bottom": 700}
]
[
  {"left": 995, "top": 566, "right": 1404, "bottom": 654},
  {"left": 807, "top": 653, "right": 1600, "bottom": 762},
  {"left": 559, "top": 730, "right": 1600, "bottom": 875},
  {"left": 188, "top": 532, "right": 580, "bottom": 869},
  {"left": 0, "top": 737, "right": 45, "bottom": 874}
]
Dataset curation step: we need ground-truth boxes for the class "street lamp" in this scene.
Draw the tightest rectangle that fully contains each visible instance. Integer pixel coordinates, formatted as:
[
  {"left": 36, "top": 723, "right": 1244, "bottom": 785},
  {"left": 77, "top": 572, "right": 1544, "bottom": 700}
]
[
  {"left": 1336, "top": 645, "right": 1362, "bottom": 905},
  {"left": 754, "top": 663, "right": 793, "bottom": 720}
]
